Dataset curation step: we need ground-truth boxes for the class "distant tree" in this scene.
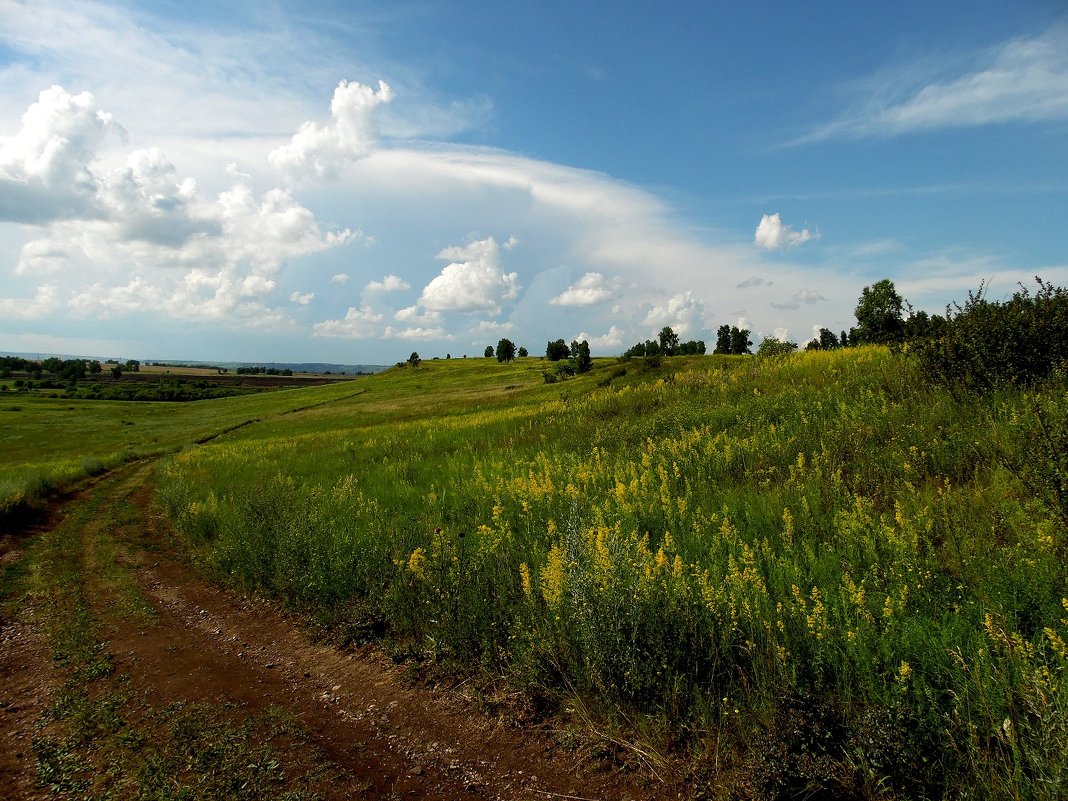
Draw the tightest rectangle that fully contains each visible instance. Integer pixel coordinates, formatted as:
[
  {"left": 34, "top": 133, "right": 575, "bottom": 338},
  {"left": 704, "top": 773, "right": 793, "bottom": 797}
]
[
  {"left": 496, "top": 338, "right": 516, "bottom": 362},
  {"left": 806, "top": 327, "right": 842, "bottom": 351},
  {"left": 571, "top": 339, "right": 592, "bottom": 373},
  {"left": 714, "top": 325, "right": 732, "bottom": 354},
  {"left": 407, "top": 351, "right": 421, "bottom": 368},
  {"left": 678, "top": 339, "right": 706, "bottom": 355},
  {"left": 658, "top": 326, "right": 680, "bottom": 356},
  {"left": 730, "top": 326, "right": 752, "bottom": 355},
  {"left": 517, "top": 346, "right": 528, "bottom": 358},
  {"left": 854, "top": 279, "right": 905, "bottom": 345},
  {"left": 758, "top": 337, "right": 798, "bottom": 358},
  {"left": 546, "top": 339, "right": 570, "bottom": 361},
  {"left": 125, "top": 359, "right": 140, "bottom": 372},
  {"left": 111, "top": 364, "right": 123, "bottom": 379},
  {"left": 446, "top": 353, "right": 451, "bottom": 359},
  {"left": 484, "top": 345, "right": 494, "bottom": 358},
  {"left": 89, "top": 360, "right": 102, "bottom": 374}
]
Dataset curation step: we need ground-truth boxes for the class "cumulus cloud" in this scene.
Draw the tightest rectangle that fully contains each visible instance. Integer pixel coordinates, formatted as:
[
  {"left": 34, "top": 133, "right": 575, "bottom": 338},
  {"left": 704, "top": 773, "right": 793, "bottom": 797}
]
[
  {"left": 771, "top": 288, "right": 828, "bottom": 310},
  {"left": 0, "top": 284, "right": 59, "bottom": 319},
  {"left": 331, "top": 273, "right": 350, "bottom": 284},
  {"left": 269, "top": 79, "right": 393, "bottom": 180},
  {"left": 755, "top": 213, "right": 817, "bottom": 250},
  {"left": 312, "top": 305, "right": 383, "bottom": 338},
  {"left": 418, "top": 236, "right": 520, "bottom": 314},
  {"left": 0, "top": 85, "right": 124, "bottom": 224},
  {"left": 382, "top": 324, "right": 450, "bottom": 340},
  {"left": 364, "top": 274, "right": 410, "bottom": 295},
  {"left": 573, "top": 325, "right": 624, "bottom": 351},
  {"left": 290, "top": 291, "right": 314, "bottom": 305},
  {"left": 550, "top": 271, "right": 619, "bottom": 306},
  {"left": 642, "top": 291, "right": 705, "bottom": 337},
  {"left": 475, "top": 319, "right": 514, "bottom": 335},
  {"left": 394, "top": 305, "right": 442, "bottom": 326}
]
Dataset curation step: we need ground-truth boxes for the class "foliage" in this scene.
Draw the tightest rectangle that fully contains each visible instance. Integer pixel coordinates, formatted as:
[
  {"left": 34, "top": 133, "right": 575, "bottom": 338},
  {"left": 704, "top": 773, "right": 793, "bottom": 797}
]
[
  {"left": 518, "top": 346, "right": 529, "bottom": 358},
  {"left": 154, "top": 349, "right": 1068, "bottom": 798},
  {"left": 571, "top": 339, "right": 592, "bottom": 373},
  {"left": 496, "top": 338, "right": 517, "bottom": 363},
  {"left": 730, "top": 325, "right": 752, "bottom": 355},
  {"left": 911, "top": 278, "right": 1068, "bottom": 393},
  {"left": 408, "top": 351, "right": 421, "bottom": 369},
  {"left": 484, "top": 345, "right": 494, "bottom": 358},
  {"left": 658, "top": 326, "right": 680, "bottom": 356},
  {"left": 545, "top": 339, "right": 570, "bottom": 361},
  {"left": 854, "top": 279, "right": 905, "bottom": 345},
  {"left": 757, "top": 337, "right": 798, "bottom": 358}
]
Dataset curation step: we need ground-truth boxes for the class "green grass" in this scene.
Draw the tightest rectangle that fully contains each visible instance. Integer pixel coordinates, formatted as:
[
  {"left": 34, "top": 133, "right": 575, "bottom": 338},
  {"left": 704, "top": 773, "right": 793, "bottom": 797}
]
[
  {"left": 0, "top": 379, "right": 369, "bottom": 521},
  {"left": 155, "top": 350, "right": 1068, "bottom": 799}
]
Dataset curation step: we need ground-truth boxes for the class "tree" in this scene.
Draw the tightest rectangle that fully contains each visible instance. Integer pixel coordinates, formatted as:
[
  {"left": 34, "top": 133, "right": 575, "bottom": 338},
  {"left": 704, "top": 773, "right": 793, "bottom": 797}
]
[
  {"left": 854, "top": 279, "right": 905, "bottom": 345},
  {"left": 730, "top": 326, "right": 752, "bottom": 355},
  {"left": 806, "top": 327, "right": 841, "bottom": 351},
  {"left": 407, "top": 351, "right": 421, "bottom": 368},
  {"left": 658, "top": 326, "right": 680, "bottom": 356},
  {"left": 758, "top": 337, "right": 798, "bottom": 358},
  {"left": 546, "top": 339, "right": 570, "bottom": 361},
  {"left": 496, "top": 338, "right": 516, "bottom": 362},
  {"left": 571, "top": 339, "right": 592, "bottom": 373},
  {"left": 517, "top": 346, "right": 528, "bottom": 358},
  {"left": 714, "top": 325, "right": 732, "bottom": 354},
  {"left": 484, "top": 345, "right": 494, "bottom": 358}
]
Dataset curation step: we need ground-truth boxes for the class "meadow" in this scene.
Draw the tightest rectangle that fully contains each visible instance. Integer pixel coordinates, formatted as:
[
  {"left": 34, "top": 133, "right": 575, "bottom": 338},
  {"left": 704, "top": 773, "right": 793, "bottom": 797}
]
[
  {"left": 0, "top": 380, "right": 367, "bottom": 521},
  {"left": 149, "top": 348, "right": 1067, "bottom": 799}
]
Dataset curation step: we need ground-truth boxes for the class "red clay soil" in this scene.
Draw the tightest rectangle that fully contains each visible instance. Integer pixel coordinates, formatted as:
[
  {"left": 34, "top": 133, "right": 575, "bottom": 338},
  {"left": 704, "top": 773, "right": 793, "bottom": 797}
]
[{"left": 0, "top": 464, "right": 696, "bottom": 800}]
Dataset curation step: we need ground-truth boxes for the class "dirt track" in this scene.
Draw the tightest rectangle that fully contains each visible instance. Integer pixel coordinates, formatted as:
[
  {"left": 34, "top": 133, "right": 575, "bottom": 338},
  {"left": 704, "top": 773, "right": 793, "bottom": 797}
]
[{"left": 0, "top": 462, "right": 692, "bottom": 800}]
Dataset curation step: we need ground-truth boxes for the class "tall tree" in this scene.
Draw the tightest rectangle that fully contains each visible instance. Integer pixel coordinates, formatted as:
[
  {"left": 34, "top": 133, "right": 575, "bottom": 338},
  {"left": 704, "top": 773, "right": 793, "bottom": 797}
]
[
  {"left": 571, "top": 339, "right": 592, "bottom": 373},
  {"left": 546, "top": 339, "right": 570, "bottom": 361},
  {"left": 729, "top": 326, "right": 752, "bottom": 355},
  {"left": 658, "top": 326, "right": 680, "bottom": 356},
  {"left": 484, "top": 345, "right": 494, "bottom": 358},
  {"left": 714, "top": 324, "right": 732, "bottom": 354},
  {"left": 407, "top": 351, "right": 421, "bottom": 368},
  {"left": 854, "top": 279, "right": 905, "bottom": 345},
  {"left": 496, "top": 338, "right": 516, "bottom": 362}
]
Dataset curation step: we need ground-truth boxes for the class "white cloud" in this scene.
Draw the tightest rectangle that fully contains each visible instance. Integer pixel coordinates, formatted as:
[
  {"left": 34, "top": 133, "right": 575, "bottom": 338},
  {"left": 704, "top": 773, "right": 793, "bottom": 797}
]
[
  {"left": 573, "top": 325, "right": 624, "bottom": 351},
  {"left": 290, "top": 291, "right": 314, "bottom": 305},
  {"left": 0, "top": 284, "right": 58, "bottom": 319},
  {"left": 312, "top": 305, "right": 383, "bottom": 338},
  {"left": 801, "top": 26, "right": 1068, "bottom": 141},
  {"left": 737, "top": 275, "right": 769, "bottom": 288},
  {"left": 0, "top": 85, "right": 124, "bottom": 224},
  {"left": 394, "top": 305, "right": 442, "bottom": 326},
  {"left": 550, "top": 271, "right": 619, "bottom": 306},
  {"left": 755, "top": 213, "right": 817, "bottom": 250},
  {"left": 642, "top": 291, "right": 705, "bottom": 338},
  {"left": 364, "top": 274, "right": 410, "bottom": 295},
  {"left": 382, "top": 324, "right": 450, "bottom": 340},
  {"left": 331, "top": 273, "right": 350, "bottom": 284},
  {"left": 269, "top": 79, "right": 393, "bottom": 180},
  {"left": 475, "top": 319, "right": 515, "bottom": 335},
  {"left": 772, "top": 327, "right": 791, "bottom": 342},
  {"left": 418, "top": 236, "right": 520, "bottom": 314}
]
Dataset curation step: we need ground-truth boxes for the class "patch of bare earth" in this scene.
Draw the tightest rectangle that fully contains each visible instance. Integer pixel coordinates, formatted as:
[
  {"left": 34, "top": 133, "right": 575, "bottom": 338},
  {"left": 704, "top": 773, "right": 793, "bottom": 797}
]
[{"left": 0, "top": 463, "right": 694, "bottom": 799}]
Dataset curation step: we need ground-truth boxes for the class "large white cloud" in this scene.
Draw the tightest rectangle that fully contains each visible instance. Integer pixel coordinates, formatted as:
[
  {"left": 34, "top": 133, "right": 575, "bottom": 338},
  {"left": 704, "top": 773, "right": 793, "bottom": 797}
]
[
  {"left": 755, "top": 213, "right": 817, "bottom": 250},
  {"left": 0, "top": 85, "right": 123, "bottom": 223},
  {"left": 0, "top": 284, "right": 58, "bottom": 320},
  {"left": 269, "top": 80, "right": 393, "bottom": 180},
  {"left": 312, "top": 305, "right": 383, "bottom": 338},
  {"left": 418, "top": 236, "right": 520, "bottom": 314},
  {"left": 641, "top": 291, "right": 706, "bottom": 338}
]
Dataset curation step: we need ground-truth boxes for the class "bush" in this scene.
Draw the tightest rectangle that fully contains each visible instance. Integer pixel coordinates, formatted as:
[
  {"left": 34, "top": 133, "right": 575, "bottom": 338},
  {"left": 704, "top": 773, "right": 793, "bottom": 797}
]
[{"left": 912, "top": 278, "right": 1068, "bottom": 394}]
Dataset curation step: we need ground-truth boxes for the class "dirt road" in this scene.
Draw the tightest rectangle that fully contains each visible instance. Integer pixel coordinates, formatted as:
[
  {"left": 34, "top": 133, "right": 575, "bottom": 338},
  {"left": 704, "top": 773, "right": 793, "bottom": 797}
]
[{"left": 0, "top": 461, "right": 692, "bottom": 800}]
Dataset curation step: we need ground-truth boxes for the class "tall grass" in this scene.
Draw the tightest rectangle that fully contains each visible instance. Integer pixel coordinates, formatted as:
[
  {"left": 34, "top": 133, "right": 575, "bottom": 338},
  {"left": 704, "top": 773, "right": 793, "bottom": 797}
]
[{"left": 157, "top": 350, "right": 1068, "bottom": 798}]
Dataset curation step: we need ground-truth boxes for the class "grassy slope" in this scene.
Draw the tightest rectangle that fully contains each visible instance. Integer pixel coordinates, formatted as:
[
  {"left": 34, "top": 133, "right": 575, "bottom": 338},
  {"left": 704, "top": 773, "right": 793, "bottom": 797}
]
[
  {"left": 0, "top": 379, "right": 368, "bottom": 519},
  {"left": 7, "top": 351, "right": 1068, "bottom": 797}
]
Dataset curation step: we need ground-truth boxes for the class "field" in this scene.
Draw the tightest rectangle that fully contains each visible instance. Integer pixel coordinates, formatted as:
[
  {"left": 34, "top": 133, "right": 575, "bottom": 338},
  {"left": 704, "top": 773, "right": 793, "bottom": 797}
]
[{"left": 4, "top": 348, "right": 1068, "bottom": 798}]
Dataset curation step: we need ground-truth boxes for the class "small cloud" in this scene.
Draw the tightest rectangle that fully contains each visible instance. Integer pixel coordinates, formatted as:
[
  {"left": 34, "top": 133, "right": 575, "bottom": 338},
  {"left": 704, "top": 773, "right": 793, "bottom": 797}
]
[
  {"left": 364, "top": 274, "right": 410, "bottom": 294},
  {"left": 289, "top": 291, "right": 314, "bottom": 305},
  {"left": 312, "top": 305, "right": 383, "bottom": 338},
  {"left": 573, "top": 325, "right": 624, "bottom": 350},
  {"left": 771, "top": 288, "right": 828, "bottom": 310},
  {"left": 475, "top": 320, "right": 515, "bottom": 334},
  {"left": 755, "top": 213, "right": 818, "bottom": 251},
  {"left": 382, "top": 324, "right": 450, "bottom": 340},
  {"left": 503, "top": 235, "right": 520, "bottom": 250},
  {"left": 642, "top": 291, "right": 705, "bottom": 338},
  {"left": 737, "top": 275, "right": 769, "bottom": 288},
  {"left": 394, "top": 305, "right": 442, "bottom": 325},
  {"left": 550, "top": 272, "right": 619, "bottom": 307},
  {"left": 331, "top": 273, "right": 350, "bottom": 284}
]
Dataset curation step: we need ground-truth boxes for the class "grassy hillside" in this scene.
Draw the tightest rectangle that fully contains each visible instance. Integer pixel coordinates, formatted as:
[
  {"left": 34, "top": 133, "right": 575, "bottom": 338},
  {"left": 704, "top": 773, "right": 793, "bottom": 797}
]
[{"left": 152, "top": 349, "right": 1068, "bottom": 799}]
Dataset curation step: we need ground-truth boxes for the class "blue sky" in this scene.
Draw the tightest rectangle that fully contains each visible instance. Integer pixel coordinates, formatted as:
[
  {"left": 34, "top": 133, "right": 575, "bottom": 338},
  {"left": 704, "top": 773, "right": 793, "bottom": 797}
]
[{"left": 1, "top": 0, "right": 1066, "bottom": 363}]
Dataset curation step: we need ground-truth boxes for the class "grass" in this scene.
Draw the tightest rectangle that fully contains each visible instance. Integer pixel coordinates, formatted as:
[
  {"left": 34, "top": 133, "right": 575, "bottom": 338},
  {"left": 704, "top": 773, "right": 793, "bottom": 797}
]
[
  {"left": 0, "top": 378, "right": 369, "bottom": 523},
  {"left": 154, "top": 350, "right": 1068, "bottom": 798}
]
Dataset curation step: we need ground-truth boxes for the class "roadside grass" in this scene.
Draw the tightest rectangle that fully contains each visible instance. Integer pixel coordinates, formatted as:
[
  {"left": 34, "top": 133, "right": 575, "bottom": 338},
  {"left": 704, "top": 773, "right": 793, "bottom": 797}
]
[
  {"left": 156, "top": 350, "right": 1068, "bottom": 799},
  {"left": 0, "top": 379, "right": 369, "bottom": 525},
  {"left": 0, "top": 464, "right": 353, "bottom": 800}
]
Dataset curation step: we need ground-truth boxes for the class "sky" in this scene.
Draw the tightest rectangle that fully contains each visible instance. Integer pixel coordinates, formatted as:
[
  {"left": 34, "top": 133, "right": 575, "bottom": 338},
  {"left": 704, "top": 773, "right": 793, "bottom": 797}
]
[{"left": 1, "top": 0, "right": 1067, "bottom": 364}]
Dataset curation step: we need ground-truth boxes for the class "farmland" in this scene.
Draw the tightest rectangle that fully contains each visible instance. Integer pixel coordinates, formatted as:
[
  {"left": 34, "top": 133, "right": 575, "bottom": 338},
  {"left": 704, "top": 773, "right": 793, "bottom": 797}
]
[{"left": 4, "top": 347, "right": 1068, "bottom": 798}]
